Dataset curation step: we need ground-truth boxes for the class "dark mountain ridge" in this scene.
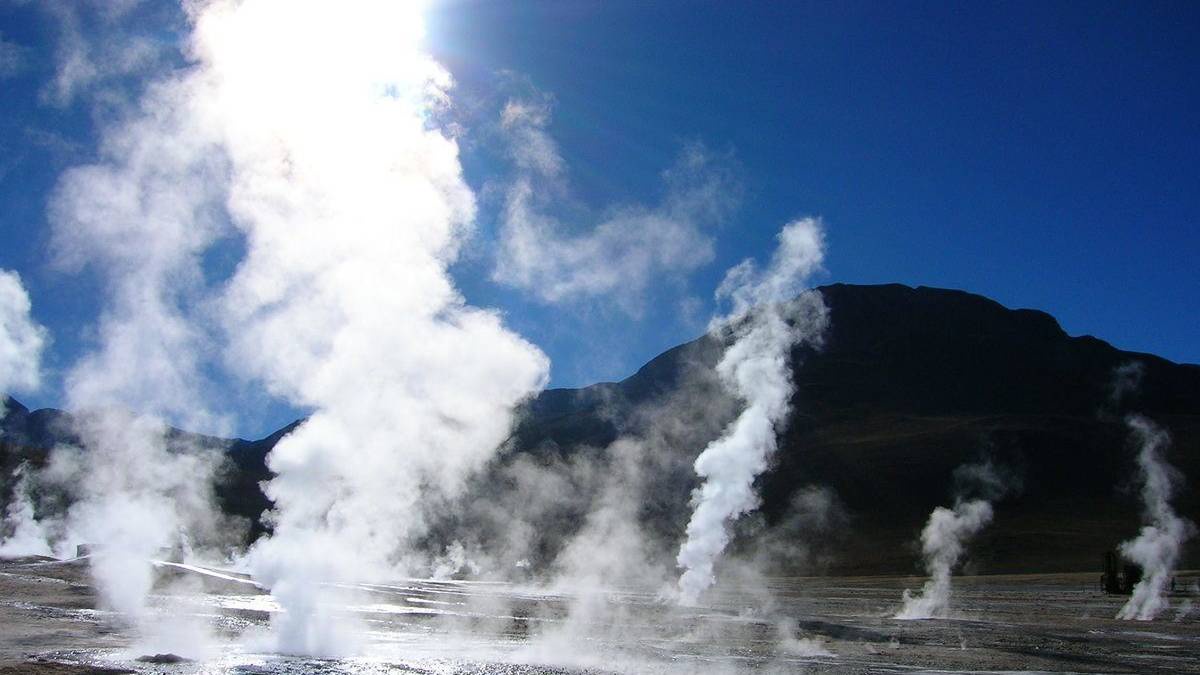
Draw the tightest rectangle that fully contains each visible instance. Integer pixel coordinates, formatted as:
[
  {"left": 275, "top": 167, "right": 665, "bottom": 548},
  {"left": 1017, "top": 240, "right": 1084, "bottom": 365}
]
[{"left": 3, "top": 283, "right": 1198, "bottom": 575}]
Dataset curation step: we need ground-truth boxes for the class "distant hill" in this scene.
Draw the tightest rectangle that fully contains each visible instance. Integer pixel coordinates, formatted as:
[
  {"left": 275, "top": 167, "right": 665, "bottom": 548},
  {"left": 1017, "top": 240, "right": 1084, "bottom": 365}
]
[
  {"left": 506, "top": 284, "right": 1200, "bottom": 574},
  {"left": 3, "top": 283, "right": 1198, "bottom": 576}
]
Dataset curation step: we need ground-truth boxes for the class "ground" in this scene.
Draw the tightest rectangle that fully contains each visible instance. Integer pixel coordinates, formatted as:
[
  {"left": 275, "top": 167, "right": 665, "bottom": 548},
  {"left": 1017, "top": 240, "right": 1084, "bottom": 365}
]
[{"left": 1, "top": 556, "right": 1197, "bottom": 673}]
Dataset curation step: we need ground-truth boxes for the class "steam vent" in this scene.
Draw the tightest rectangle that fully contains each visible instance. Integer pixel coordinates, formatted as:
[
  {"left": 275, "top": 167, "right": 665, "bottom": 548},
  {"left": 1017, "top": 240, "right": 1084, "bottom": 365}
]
[{"left": 0, "top": 1, "right": 1197, "bottom": 672}]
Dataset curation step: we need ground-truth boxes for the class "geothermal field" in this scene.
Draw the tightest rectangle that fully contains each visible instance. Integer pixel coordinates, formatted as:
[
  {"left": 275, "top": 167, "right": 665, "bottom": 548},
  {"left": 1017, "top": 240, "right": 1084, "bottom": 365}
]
[
  {"left": 1, "top": 554, "right": 1198, "bottom": 674},
  {"left": 1, "top": 1, "right": 1198, "bottom": 674}
]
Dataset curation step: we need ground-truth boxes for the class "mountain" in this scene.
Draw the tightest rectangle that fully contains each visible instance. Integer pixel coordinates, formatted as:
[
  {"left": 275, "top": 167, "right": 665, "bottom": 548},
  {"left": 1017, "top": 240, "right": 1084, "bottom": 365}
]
[
  {"left": 3, "top": 283, "right": 1198, "bottom": 576},
  {"left": 509, "top": 284, "right": 1200, "bottom": 574}
]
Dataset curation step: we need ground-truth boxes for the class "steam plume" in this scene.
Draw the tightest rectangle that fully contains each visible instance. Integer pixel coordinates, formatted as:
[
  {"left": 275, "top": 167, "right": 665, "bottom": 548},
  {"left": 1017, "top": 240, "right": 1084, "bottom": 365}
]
[
  {"left": 0, "top": 269, "right": 52, "bottom": 556},
  {"left": 47, "top": 155, "right": 230, "bottom": 653},
  {"left": 35, "top": 0, "right": 244, "bottom": 653},
  {"left": 178, "top": 1, "right": 550, "bottom": 655},
  {"left": 0, "top": 465, "right": 52, "bottom": 557},
  {"left": 895, "top": 500, "right": 992, "bottom": 619},
  {"left": 32, "top": 0, "right": 548, "bottom": 656},
  {"left": 896, "top": 459, "right": 1010, "bottom": 619},
  {"left": 1117, "top": 414, "right": 1196, "bottom": 620},
  {"left": 0, "top": 269, "right": 47, "bottom": 409},
  {"left": 675, "top": 218, "right": 827, "bottom": 604}
]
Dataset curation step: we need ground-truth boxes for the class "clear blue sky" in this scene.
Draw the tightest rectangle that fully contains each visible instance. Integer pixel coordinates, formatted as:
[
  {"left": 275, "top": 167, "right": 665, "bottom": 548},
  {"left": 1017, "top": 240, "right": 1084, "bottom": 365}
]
[{"left": 1, "top": 1, "right": 1197, "bottom": 435}]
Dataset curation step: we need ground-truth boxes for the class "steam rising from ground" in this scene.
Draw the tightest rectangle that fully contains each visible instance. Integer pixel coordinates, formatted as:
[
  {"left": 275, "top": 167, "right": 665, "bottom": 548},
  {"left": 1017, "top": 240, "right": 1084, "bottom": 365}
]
[
  {"left": 0, "top": 465, "right": 51, "bottom": 557},
  {"left": 35, "top": 32, "right": 238, "bottom": 650},
  {"left": 1116, "top": 414, "right": 1196, "bottom": 620},
  {"left": 675, "top": 219, "right": 828, "bottom": 604},
  {"left": 183, "top": 0, "right": 549, "bottom": 655},
  {"left": 0, "top": 270, "right": 51, "bottom": 556},
  {"left": 895, "top": 500, "right": 992, "bottom": 619},
  {"left": 896, "top": 461, "right": 1008, "bottom": 620},
  {"left": 11, "top": 0, "right": 549, "bottom": 658}
]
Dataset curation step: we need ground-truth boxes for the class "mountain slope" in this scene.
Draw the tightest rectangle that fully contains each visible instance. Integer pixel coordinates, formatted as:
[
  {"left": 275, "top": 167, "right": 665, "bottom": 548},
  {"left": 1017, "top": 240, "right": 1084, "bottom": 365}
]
[
  {"left": 507, "top": 283, "right": 1200, "bottom": 574},
  {"left": 3, "top": 283, "right": 1198, "bottom": 575}
]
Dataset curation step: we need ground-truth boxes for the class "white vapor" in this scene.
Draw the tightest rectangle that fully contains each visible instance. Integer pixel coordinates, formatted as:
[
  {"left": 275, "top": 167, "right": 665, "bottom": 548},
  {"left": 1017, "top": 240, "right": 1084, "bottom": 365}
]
[
  {"left": 494, "top": 96, "right": 736, "bottom": 313},
  {"left": 0, "top": 269, "right": 47, "bottom": 407},
  {"left": 1117, "top": 414, "right": 1196, "bottom": 620},
  {"left": 0, "top": 270, "right": 51, "bottom": 556},
  {"left": 895, "top": 499, "right": 993, "bottom": 620},
  {"left": 34, "top": 0, "right": 550, "bottom": 658},
  {"left": 0, "top": 464, "right": 53, "bottom": 558},
  {"left": 175, "top": 0, "right": 549, "bottom": 656},
  {"left": 675, "top": 218, "right": 828, "bottom": 605},
  {"left": 37, "top": 0, "right": 238, "bottom": 655}
]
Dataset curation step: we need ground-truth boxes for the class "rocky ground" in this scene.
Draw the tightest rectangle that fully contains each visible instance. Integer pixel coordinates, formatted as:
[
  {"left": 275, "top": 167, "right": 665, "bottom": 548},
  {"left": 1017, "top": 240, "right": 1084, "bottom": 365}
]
[{"left": 1, "top": 555, "right": 1198, "bottom": 673}]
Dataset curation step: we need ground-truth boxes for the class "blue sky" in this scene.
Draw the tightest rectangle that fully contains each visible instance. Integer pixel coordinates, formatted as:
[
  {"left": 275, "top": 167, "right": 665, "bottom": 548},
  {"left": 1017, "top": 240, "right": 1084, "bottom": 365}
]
[{"left": 0, "top": 1, "right": 1197, "bottom": 435}]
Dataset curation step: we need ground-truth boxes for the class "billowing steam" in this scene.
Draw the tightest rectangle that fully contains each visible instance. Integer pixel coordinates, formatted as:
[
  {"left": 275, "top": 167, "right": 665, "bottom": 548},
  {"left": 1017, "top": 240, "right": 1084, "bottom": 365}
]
[
  {"left": 895, "top": 500, "right": 992, "bottom": 619},
  {"left": 675, "top": 219, "right": 828, "bottom": 604},
  {"left": 0, "top": 465, "right": 52, "bottom": 557},
  {"left": 896, "top": 461, "right": 1008, "bottom": 620},
  {"left": 1116, "top": 414, "right": 1196, "bottom": 620},
  {"left": 184, "top": 1, "right": 549, "bottom": 656},
  {"left": 0, "top": 269, "right": 46, "bottom": 412},
  {"left": 0, "top": 270, "right": 52, "bottom": 557},
  {"left": 20, "top": 0, "right": 549, "bottom": 657},
  {"left": 40, "top": 32, "right": 236, "bottom": 650}
]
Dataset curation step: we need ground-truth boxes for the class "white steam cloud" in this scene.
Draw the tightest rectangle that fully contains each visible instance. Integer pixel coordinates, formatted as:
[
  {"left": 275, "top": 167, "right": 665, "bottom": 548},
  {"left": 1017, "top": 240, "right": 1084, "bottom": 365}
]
[
  {"left": 896, "top": 459, "right": 1009, "bottom": 620},
  {"left": 41, "top": 22, "right": 236, "bottom": 651},
  {"left": 895, "top": 499, "right": 992, "bottom": 620},
  {"left": 0, "top": 269, "right": 47, "bottom": 405},
  {"left": 30, "top": 0, "right": 550, "bottom": 658},
  {"left": 675, "top": 218, "right": 828, "bottom": 605},
  {"left": 0, "top": 270, "right": 51, "bottom": 557},
  {"left": 495, "top": 96, "right": 737, "bottom": 313},
  {"left": 1117, "top": 414, "right": 1196, "bottom": 620},
  {"left": 180, "top": 0, "right": 549, "bottom": 656},
  {"left": 0, "top": 465, "right": 53, "bottom": 558}
]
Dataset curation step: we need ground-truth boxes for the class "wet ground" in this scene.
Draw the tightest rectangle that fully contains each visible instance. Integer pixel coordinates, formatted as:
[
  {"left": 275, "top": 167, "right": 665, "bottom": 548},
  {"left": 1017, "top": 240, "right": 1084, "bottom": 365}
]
[{"left": 1, "top": 556, "right": 1198, "bottom": 674}]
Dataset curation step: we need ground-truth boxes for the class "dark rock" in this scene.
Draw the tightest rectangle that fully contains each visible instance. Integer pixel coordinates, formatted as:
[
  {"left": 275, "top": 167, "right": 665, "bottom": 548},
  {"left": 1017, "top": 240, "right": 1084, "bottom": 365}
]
[{"left": 134, "top": 653, "right": 190, "bottom": 664}]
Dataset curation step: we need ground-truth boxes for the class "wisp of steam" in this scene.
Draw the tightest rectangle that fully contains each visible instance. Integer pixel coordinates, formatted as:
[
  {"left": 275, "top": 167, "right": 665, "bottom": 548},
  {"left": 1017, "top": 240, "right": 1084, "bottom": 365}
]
[
  {"left": 895, "top": 500, "right": 992, "bottom": 619},
  {"left": 1116, "top": 414, "right": 1196, "bottom": 620},
  {"left": 675, "top": 218, "right": 828, "bottom": 605},
  {"left": 0, "top": 464, "right": 52, "bottom": 558},
  {"left": 0, "top": 269, "right": 50, "bottom": 557},
  {"left": 896, "top": 461, "right": 1008, "bottom": 620}
]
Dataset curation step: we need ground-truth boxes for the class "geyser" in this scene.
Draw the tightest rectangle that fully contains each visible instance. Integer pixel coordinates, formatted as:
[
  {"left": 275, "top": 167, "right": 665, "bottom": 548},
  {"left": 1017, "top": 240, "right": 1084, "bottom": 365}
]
[
  {"left": 19, "top": 0, "right": 549, "bottom": 658},
  {"left": 895, "top": 500, "right": 992, "bottom": 620},
  {"left": 0, "top": 269, "right": 50, "bottom": 557},
  {"left": 188, "top": 0, "right": 549, "bottom": 655},
  {"left": 675, "top": 218, "right": 828, "bottom": 605},
  {"left": 0, "top": 464, "right": 52, "bottom": 557},
  {"left": 896, "top": 461, "right": 1008, "bottom": 620},
  {"left": 1116, "top": 414, "right": 1196, "bottom": 620},
  {"left": 35, "top": 4, "right": 237, "bottom": 646}
]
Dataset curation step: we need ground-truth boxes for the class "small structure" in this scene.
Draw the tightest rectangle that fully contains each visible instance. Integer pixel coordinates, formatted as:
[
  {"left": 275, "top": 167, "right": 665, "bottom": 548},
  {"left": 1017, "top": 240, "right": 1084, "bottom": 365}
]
[{"left": 1101, "top": 550, "right": 1142, "bottom": 595}]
